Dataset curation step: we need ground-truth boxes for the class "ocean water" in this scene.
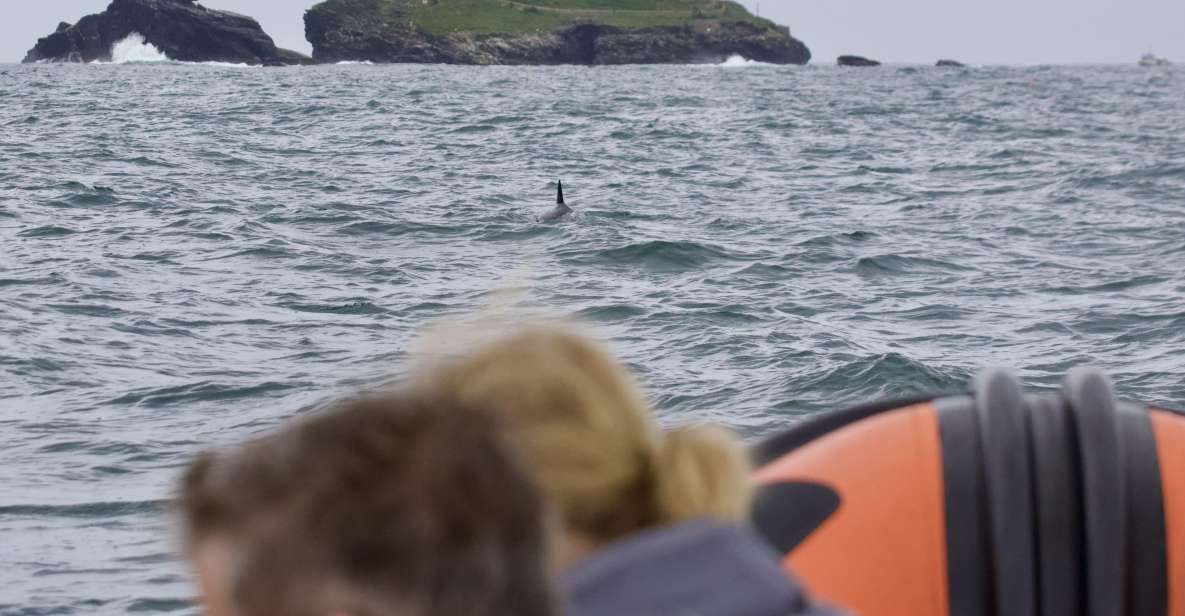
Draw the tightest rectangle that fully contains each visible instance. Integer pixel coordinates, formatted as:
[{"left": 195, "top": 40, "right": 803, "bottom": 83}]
[{"left": 1, "top": 60, "right": 1184, "bottom": 612}]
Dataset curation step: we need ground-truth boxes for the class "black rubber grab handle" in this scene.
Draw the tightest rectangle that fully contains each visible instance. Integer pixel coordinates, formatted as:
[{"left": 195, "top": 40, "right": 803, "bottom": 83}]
[
  {"left": 974, "top": 369, "right": 1037, "bottom": 616},
  {"left": 1026, "top": 394, "right": 1083, "bottom": 616},
  {"left": 1117, "top": 402, "right": 1167, "bottom": 616},
  {"left": 1063, "top": 368, "right": 1125, "bottom": 616}
]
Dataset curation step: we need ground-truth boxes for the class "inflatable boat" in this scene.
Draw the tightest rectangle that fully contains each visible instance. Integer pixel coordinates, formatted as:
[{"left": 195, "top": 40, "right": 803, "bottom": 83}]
[{"left": 752, "top": 367, "right": 1184, "bottom": 616}]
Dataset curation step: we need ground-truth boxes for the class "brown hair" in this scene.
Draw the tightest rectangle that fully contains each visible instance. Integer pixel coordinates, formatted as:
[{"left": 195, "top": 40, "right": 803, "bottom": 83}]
[
  {"left": 178, "top": 393, "right": 555, "bottom": 616},
  {"left": 426, "top": 327, "right": 751, "bottom": 545}
]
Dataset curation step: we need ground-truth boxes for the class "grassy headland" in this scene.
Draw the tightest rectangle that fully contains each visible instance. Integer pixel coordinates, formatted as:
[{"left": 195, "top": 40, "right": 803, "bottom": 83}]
[
  {"left": 304, "top": 0, "right": 809, "bottom": 65},
  {"left": 400, "top": 0, "right": 775, "bottom": 35}
]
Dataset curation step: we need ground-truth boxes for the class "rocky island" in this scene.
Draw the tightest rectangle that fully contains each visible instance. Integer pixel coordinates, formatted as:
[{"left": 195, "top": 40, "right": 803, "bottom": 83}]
[
  {"left": 304, "top": 0, "right": 811, "bottom": 65},
  {"left": 837, "top": 54, "right": 880, "bottom": 67},
  {"left": 23, "top": 0, "right": 310, "bottom": 65}
]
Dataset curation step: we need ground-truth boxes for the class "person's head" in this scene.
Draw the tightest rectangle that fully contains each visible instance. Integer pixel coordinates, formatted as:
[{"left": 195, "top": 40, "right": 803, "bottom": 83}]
[
  {"left": 425, "top": 327, "right": 751, "bottom": 565},
  {"left": 177, "top": 393, "right": 555, "bottom": 616}
]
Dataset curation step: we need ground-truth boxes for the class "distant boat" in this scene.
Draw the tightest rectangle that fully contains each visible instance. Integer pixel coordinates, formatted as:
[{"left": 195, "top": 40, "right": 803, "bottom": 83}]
[{"left": 1138, "top": 53, "right": 1171, "bottom": 67}]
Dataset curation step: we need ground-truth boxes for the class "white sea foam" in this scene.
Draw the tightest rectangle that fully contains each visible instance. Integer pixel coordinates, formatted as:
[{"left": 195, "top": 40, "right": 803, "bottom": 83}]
[
  {"left": 197, "top": 61, "right": 255, "bottom": 68},
  {"left": 336, "top": 60, "right": 375, "bottom": 66},
  {"left": 97, "top": 33, "right": 261, "bottom": 67},
  {"left": 719, "top": 54, "right": 774, "bottom": 68},
  {"left": 109, "top": 33, "right": 170, "bottom": 64}
]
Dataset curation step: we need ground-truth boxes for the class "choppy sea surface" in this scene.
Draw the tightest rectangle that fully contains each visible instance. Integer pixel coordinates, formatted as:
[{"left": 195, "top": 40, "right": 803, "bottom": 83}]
[{"left": 1, "top": 59, "right": 1184, "bottom": 612}]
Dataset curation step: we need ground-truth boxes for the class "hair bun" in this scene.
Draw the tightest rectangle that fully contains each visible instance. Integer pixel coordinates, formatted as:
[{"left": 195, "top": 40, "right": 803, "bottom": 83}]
[{"left": 652, "top": 425, "right": 751, "bottom": 524}]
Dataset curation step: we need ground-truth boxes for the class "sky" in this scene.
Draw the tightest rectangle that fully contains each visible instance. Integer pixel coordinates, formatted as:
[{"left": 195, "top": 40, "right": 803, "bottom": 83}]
[{"left": 2, "top": 0, "right": 1182, "bottom": 65}]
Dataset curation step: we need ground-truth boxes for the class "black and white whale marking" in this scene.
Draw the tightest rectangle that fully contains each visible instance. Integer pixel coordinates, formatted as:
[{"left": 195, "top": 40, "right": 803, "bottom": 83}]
[{"left": 539, "top": 180, "right": 572, "bottom": 222}]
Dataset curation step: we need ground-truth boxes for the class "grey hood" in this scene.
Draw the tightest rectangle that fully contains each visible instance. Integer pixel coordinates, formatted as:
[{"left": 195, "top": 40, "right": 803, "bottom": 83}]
[{"left": 561, "top": 520, "right": 844, "bottom": 616}]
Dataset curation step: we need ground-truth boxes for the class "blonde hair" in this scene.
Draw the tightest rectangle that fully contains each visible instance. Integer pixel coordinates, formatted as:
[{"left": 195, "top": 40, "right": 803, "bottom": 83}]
[{"left": 425, "top": 327, "right": 751, "bottom": 543}]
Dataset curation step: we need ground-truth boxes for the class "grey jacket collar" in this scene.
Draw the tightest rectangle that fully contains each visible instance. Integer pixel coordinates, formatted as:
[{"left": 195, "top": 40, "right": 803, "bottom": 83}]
[{"left": 561, "top": 520, "right": 843, "bottom": 616}]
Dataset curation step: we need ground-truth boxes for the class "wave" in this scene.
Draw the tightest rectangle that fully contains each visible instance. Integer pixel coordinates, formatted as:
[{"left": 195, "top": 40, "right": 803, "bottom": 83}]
[
  {"left": 583, "top": 240, "right": 740, "bottom": 273},
  {"left": 108, "top": 33, "right": 170, "bottom": 64},
  {"left": 127, "top": 598, "right": 194, "bottom": 612},
  {"left": 197, "top": 61, "right": 256, "bottom": 68},
  {"left": 17, "top": 225, "right": 78, "bottom": 238},
  {"left": 94, "top": 33, "right": 259, "bottom": 67},
  {"left": 775, "top": 353, "right": 970, "bottom": 413},
  {"left": 719, "top": 54, "right": 774, "bottom": 68},
  {"left": 797, "top": 230, "right": 878, "bottom": 248},
  {"left": 854, "top": 254, "right": 976, "bottom": 276},
  {"left": 0, "top": 500, "right": 166, "bottom": 518},
  {"left": 106, "top": 380, "right": 307, "bottom": 408},
  {"left": 282, "top": 300, "right": 390, "bottom": 315}
]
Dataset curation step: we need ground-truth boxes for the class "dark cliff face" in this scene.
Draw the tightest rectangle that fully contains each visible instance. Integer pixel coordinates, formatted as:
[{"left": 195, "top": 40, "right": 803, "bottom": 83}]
[
  {"left": 304, "top": 0, "right": 811, "bottom": 65},
  {"left": 23, "top": 0, "right": 310, "bottom": 65},
  {"left": 588, "top": 22, "right": 810, "bottom": 65}
]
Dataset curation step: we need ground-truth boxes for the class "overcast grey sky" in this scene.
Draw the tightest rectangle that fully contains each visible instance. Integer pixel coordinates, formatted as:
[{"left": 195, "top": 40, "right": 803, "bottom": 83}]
[{"left": 3, "top": 0, "right": 1182, "bottom": 64}]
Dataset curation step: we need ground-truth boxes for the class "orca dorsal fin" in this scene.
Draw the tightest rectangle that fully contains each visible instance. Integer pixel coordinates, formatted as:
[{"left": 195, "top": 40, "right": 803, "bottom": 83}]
[{"left": 556, "top": 180, "right": 565, "bottom": 205}]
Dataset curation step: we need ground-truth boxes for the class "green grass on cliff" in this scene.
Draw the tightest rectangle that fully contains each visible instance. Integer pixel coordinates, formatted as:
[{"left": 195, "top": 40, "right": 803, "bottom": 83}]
[{"left": 406, "top": 0, "right": 774, "bottom": 35}]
